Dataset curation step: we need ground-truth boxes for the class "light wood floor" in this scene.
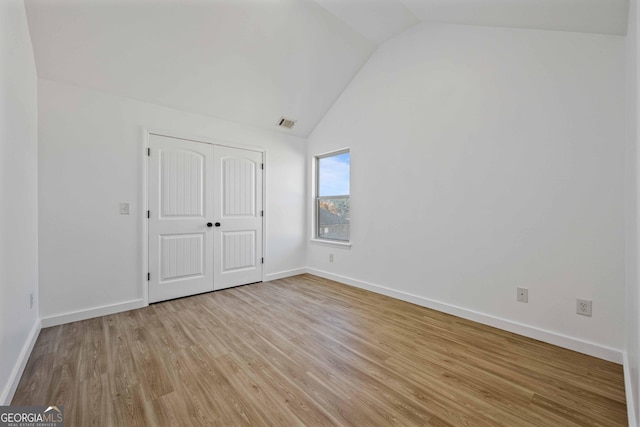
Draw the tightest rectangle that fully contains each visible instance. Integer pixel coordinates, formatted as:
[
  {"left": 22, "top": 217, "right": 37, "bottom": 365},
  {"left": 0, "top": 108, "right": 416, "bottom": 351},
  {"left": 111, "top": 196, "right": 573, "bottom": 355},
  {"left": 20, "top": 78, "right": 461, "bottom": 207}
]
[{"left": 13, "top": 274, "right": 626, "bottom": 426}]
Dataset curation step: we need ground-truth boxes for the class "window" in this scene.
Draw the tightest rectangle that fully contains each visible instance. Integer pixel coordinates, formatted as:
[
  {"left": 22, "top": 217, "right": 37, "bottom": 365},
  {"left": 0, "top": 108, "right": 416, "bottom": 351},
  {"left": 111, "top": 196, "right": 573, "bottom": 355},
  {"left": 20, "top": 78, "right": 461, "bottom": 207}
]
[{"left": 316, "top": 150, "right": 350, "bottom": 242}]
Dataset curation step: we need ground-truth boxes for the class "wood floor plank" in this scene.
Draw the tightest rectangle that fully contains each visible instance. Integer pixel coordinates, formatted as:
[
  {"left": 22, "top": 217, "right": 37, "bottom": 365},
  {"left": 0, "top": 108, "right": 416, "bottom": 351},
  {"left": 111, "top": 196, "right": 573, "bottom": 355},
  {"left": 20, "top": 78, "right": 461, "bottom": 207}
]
[{"left": 12, "top": 274, "right": 627, "bottom": 426}]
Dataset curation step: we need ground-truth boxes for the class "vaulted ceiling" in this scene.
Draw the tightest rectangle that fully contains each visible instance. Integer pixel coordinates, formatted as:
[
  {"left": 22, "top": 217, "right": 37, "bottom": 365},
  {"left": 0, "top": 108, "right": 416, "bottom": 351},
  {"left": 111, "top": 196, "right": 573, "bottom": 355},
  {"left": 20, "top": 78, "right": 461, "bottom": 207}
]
[{"left": 25, "top": 0, "right": 628, "bottom": 137}]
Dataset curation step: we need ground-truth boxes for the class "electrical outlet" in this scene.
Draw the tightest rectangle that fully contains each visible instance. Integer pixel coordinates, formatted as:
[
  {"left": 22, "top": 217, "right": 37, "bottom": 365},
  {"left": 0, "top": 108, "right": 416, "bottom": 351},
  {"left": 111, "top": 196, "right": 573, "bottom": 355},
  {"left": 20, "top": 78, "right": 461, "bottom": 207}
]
[
  {"left": 517, "top": 287, "right": 528, "bottom": 303},
  {"left": 30, "top": 292, "right": 34, "bottom": 309},
  {"left": 577, "top": 299, "right": 592, "bottom": 317},
  {"left": 119, "top": 202, "right": 130, "bottom": 215},
  {"left": 329, "top": 254, "right": 334, "bottom": 263}
]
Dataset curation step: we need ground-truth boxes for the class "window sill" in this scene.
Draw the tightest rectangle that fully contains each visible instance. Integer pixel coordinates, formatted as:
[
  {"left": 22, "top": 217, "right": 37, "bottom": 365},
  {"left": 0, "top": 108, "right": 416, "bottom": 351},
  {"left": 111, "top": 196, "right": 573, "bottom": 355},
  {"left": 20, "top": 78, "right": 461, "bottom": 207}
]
[{"left": 310, "top": 239, "right": 352, "bottom": 250}]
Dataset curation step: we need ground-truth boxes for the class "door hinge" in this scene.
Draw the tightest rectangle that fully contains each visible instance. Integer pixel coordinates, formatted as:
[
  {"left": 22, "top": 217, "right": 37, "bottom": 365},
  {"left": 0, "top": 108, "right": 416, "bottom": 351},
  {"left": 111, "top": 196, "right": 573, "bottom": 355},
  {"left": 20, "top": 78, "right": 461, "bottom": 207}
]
[
  {"left": 260, "top": 210, "right": 264, "bottom": 217},
  {"left": 261, "top": 257, "right": 264, "bottom": 264},
  {"left": 147, "top": 273, "right": 150, "bottom": 281},
  {"left": 147, "top": 147, "right": 150, "bottom": 156},
  {"left": 261, "top": 163, "right": 264, "bottom": 170},
  {"left": 147, "top": 210, "right": 150, "bottom": 219}
]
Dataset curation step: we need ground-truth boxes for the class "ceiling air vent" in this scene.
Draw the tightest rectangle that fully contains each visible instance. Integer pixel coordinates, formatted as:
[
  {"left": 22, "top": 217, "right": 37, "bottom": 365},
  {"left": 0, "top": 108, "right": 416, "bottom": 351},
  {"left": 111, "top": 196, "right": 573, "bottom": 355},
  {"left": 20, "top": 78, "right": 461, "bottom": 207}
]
[{"left": 277, "top": 117, "right": 296, "bottom": 129}]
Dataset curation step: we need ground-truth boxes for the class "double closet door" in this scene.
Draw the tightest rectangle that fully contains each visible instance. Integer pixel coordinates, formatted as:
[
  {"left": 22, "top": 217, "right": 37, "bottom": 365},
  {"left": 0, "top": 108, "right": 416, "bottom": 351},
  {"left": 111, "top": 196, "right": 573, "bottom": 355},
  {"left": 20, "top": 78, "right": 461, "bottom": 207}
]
[{"left": 148, "top": 134, "right": 263, "bottom": 303}]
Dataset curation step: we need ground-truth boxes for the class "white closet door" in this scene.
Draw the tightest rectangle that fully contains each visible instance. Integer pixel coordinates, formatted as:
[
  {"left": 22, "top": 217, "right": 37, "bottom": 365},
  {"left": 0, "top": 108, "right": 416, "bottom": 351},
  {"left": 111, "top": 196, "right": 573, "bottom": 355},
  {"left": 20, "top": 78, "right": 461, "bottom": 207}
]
[
  {"left": 148, "top": 134, "right": 215, "bottom": 303},
  {"left": 213, "top": 145, "right": 263, "bottom": 290}
]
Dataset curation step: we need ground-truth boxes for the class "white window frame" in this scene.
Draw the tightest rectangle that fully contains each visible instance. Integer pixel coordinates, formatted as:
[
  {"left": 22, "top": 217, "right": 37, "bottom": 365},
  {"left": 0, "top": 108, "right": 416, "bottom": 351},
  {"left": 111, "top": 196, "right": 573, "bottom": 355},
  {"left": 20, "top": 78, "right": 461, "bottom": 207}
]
[{"left": 310, "top": 148, "right": 352, "bottom": 249}]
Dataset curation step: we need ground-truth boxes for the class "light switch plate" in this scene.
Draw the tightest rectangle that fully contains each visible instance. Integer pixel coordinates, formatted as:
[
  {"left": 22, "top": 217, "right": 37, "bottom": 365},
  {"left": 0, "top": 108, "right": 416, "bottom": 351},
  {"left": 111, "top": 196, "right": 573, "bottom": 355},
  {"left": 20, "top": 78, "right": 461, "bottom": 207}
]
[{"left": 120, "top": 203, "right": 130, "bottom": 215}]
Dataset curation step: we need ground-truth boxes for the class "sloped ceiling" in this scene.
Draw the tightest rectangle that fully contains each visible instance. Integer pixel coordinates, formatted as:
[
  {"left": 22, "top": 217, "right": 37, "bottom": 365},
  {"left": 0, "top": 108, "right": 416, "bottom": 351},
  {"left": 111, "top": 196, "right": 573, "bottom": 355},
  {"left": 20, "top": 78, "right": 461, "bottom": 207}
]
[
  {"left": 316, "top": 0, "right": 628, "bottom": 43},
  {"left": 311, "top": 0, "right": 419, "bottom": 44},
  {"left": 401, "top": 0, "right": 629, "bottom": 35},
  {"left": 25, "top": 0, "right": 376, "bottom": 137},
  {"left": 25, "top": 0, "right": 628, "bottom": 137}
]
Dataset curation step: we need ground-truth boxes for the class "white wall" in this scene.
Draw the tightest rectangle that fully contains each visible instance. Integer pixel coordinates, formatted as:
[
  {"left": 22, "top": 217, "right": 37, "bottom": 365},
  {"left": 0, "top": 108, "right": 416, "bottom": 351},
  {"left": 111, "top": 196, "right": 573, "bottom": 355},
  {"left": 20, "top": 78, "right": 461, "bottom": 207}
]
[
  {"left": 38, "top": 79, "right": 307, "bottom": 323},
  {"left": 0, "top": 0, "right": 40, "bottom": 404},
  {"left": 626, "top": 0, "right": 640, "bottom": 423},
  {"left": 307, "top": 23, "right": 626, "bottom": 360}
]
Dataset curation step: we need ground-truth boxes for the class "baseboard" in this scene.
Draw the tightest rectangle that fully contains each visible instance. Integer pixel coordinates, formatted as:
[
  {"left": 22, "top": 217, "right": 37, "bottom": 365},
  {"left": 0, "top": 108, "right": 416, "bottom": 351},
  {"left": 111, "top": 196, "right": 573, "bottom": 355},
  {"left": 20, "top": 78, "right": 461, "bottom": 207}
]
[
  {"left": 0, "top": 319, "right": 41, "bottom": 405},
  {"left": 306, "top": 268, "right": 623, "bottom": 364},
  {"left": 624, "top": 352, "right": 638, "bottom": 427},
  {"left": 265, "top": 268, "right": 307, "bottom": 282},
  {"left": 41, "top": 299, "right": 147, "bottom": 328}
]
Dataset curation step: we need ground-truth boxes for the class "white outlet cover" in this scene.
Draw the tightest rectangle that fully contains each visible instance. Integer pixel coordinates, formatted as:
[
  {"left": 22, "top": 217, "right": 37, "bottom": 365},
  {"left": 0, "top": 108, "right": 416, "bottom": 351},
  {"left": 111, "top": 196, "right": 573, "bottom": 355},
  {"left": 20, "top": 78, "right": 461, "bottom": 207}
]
[
  {"left": 576, "top": 299, "right": 593, "bottom": 317},
  {"left": 120, "top": 202, "right": 130, "bottom": 215},
  {"left": 517, "top": 287, "right": 528, "bottom": 303}
]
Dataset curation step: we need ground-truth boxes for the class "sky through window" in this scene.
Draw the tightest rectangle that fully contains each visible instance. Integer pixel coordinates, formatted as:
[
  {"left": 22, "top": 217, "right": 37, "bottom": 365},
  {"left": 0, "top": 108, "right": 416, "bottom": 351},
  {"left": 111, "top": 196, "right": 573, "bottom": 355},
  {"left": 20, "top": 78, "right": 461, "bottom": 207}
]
[{"left": 318, "top": 152, "right": 350, "bottom": 197}]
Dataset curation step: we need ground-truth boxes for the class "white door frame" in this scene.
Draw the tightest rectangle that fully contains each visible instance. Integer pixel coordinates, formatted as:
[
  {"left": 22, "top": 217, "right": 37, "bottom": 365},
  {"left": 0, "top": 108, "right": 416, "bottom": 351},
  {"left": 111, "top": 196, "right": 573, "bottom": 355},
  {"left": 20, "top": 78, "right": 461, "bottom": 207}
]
[{"left": 140, "top": 127, "right": 266, "bottom": 305}]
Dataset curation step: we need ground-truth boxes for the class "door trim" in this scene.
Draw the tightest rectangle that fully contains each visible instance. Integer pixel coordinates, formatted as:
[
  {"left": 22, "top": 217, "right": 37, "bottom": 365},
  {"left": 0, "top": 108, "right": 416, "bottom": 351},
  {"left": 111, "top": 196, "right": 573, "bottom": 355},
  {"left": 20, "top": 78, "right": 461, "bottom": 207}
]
[{"left": 141, "top": 127, "right": 266, "bottom": 305}]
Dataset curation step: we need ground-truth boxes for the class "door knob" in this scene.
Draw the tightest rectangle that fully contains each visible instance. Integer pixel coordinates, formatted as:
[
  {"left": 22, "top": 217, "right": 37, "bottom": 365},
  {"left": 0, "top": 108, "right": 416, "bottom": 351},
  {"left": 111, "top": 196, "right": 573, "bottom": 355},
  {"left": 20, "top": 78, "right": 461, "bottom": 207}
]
[
  {"left": 215, "top": 222, "right": 221, "bottom": 227},
  {"left": 206, "top": 222, "right": 213, "bottom": 227}
]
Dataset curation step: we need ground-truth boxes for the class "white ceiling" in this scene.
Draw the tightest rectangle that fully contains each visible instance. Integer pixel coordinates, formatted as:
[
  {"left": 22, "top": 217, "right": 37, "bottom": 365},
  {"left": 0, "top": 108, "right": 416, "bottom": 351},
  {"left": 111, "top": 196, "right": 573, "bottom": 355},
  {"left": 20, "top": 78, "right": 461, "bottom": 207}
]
[
  {"left": 402, "top": 0, "right": 629, "bottom": 35},
  {"left": 311, "top": 0, "right": 419, "bottom": 44},
  {"left": 25, "top": 0, "right": 375, "bottom": 137},
  {"left": 25, "top": 0, "right": 629, "bottom": 137},
  {"left": 315, "top": 0, "right": 629, "bottom": 42}
]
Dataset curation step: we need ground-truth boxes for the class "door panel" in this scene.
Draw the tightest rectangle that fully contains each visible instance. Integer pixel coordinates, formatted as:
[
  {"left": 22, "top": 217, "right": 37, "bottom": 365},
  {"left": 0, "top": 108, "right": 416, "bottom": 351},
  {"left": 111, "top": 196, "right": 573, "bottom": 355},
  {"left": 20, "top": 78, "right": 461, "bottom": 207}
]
[
  {"left": 148, "top": 134, "right": 214, "bottom": 303},
  {"left": 222, "top": 157, "right": 256, "bottom": 216},
  {"left": 160, "top": 234, "right": 204, "bottom": 281},
  {"left": 214, "top": 146, "right": 263, "bottom": 289},
  {"left": 223, "top": 231, "right": 256, "bottom": 272},
  {"left": 160, "top": 149, "right": 204, "bottom": 217}
]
